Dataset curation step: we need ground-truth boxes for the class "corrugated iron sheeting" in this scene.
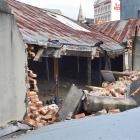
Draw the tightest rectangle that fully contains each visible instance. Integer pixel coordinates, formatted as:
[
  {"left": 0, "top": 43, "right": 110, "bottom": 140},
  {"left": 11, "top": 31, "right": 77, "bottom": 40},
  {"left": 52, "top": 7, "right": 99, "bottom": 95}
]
[
  {"left": 92, "top": 19, "right": 140, "bottom": 44},
  {"left": 6, "top": 0, "right": 123, "bottom": 53}
]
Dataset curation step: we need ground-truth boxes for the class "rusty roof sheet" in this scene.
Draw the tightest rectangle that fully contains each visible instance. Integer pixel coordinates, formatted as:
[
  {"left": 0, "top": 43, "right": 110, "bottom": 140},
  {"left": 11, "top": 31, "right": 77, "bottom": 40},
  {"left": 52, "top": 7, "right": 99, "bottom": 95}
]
[
  {"left": 6, "top": 0, "right": 124, "bottom": 53},
  {"left": 92, "top": 19, "right": 140, "bottom": 44}
]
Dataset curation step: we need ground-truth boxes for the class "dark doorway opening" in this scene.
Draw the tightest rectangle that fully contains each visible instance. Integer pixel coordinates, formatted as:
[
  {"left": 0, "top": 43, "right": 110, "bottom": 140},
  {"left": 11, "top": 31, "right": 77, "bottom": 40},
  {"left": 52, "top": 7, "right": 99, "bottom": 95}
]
[{"left": 111, "top": 55, "right": 123, "bottom": 72}]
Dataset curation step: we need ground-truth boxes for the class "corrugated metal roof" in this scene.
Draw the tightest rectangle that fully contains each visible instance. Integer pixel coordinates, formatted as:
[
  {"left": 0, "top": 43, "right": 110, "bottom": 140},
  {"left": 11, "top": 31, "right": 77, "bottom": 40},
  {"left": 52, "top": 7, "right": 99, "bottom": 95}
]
[
  {"left": 6, "top": 0, "right": 124, "bottom": 53},
  {"left": 92, "top": 19, "right": 140, "bottom": 44}
]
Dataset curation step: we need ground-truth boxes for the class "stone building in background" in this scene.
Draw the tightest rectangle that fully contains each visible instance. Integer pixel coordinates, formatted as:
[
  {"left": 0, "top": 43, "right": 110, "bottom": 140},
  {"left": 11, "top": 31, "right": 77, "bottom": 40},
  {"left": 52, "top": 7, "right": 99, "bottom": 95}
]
[{"left": 94, "top": 0, "right": 120, "bottom": 24}]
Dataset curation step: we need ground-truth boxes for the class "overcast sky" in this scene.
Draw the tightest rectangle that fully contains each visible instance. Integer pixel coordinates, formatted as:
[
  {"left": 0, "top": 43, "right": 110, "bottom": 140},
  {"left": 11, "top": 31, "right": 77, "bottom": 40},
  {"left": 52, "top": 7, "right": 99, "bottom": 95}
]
[{"left": 18, "top": 0, "right": 94, "bottom": 19}]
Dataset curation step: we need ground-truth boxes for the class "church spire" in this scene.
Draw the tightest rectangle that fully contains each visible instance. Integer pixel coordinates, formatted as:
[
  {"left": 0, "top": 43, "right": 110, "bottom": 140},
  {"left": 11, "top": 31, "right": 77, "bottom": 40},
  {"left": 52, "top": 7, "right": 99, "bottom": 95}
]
[{"left": 77, "top": 3, "right": 85, "bottom": 23}]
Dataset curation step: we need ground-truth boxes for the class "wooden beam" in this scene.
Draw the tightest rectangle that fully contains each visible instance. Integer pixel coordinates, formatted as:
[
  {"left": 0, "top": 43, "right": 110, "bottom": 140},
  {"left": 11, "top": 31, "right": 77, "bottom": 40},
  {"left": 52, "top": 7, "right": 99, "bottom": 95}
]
[
  {"left": 83, "top": 95, "right": 138, "bottom": 113},
  {"left": 101, "top": 70, "right": 133, "bottom": 76},
  {"left": 54, "top": 58, "right": 59, "bottom": 80},
  {"left": 124, "top": 51, "right": 129, "bottom": 71},
  {"left": 33, "top": 48, "right": 44, "bottom": 61},
  {"left": 46, "top": 57, "right": 50, "bottom": 81},
  {"left": 132, "top": 26, "right": 138, "bottom": 70},
  {"left": 33, "top": 44, "right": 48, "bottom": 61},
  {"left": 87, "top": 57, "right": 91, "bottom": 85},
  {"left": 99, "top": 57, "right": 102, "bottom": 85},
  {"left": 85, "top": 85, "right": 103, "bottom": 91},
  {"left": 54, "top": 58, "right": 59, "bottom": 96},
  {"left": 127, "top": 39, "right": 133, "bottom": 71}
]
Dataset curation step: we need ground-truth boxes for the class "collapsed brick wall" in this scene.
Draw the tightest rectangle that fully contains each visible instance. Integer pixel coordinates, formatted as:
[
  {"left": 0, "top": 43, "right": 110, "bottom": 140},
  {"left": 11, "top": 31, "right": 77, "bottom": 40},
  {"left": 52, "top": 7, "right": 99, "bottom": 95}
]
[{"left": 23, "top": 45, "right": 59, "bottom": 128}]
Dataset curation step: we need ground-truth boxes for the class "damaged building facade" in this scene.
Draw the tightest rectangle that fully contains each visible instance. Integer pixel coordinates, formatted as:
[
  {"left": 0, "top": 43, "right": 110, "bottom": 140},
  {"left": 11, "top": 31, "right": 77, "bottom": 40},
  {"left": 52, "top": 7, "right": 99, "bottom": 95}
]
[
  {"left": 0, "top": 0, "right": 126, "bottom": 126},
  {"left": 92, "top": 19, "right": 140, "bottom": 71},
  {"left": 7, "top": 0, "right": 124, "bottom": 103}
]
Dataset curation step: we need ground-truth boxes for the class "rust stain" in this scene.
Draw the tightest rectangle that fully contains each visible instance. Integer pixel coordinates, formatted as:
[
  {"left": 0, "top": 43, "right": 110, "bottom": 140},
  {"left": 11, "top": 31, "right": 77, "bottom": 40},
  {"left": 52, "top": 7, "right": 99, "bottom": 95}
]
[
  {"left": 6, "top": 0, "right": 123, "bottom": 51},
  {"left": 92, "top": 19, "right": 140, "bottom": 43}
]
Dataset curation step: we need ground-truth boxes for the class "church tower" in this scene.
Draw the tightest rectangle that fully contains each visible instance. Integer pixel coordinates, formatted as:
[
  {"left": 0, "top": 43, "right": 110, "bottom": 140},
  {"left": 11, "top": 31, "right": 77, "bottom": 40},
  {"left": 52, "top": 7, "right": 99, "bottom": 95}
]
[{"left": 77, "top": 3, "right": 85, "bottom": 23}]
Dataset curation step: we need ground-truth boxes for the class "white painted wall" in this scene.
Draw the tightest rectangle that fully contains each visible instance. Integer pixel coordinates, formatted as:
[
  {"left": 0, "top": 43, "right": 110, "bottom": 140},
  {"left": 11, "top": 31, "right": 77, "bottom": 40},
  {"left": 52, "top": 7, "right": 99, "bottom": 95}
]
[
  {"left": 94, "top": 0, "right": 120, "bottom": 23},
  {"left": 0, "top": 13, "right": 27, "bottom": 126},
  {"left": 111, "top": 0, "right": 120, "bottom": 21}
]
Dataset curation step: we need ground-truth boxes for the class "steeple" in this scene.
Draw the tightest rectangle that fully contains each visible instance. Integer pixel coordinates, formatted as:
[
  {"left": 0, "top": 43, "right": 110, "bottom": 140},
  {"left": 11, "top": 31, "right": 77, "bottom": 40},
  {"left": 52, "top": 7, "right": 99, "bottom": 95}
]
[{"left": 77, "top": 3, "right": 85, "bottom": 23}]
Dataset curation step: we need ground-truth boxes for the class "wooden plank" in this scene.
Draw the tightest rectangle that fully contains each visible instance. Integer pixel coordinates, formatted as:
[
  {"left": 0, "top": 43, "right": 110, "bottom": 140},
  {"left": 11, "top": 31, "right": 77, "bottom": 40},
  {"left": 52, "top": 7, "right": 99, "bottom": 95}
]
[
  {"left": 54, "top": 58, "right": 59, "bottom": 97},
  {"left": 45, "top": 57, "right": 50, "bottom": 81},
  {"left": 87, "top": 57, "right": 91, "bottom": 85},
  {"left": 101, "top": 70, "right": 132, "bottom": 76},
  {"left": 33, "top": 48, "right": 44, "bottom": 61},
  {"left": 124, "top": 52, "right": 129, "bottom": 71},
  {"left": 85, "top": 85, "right": 103, "bottom": 91}
]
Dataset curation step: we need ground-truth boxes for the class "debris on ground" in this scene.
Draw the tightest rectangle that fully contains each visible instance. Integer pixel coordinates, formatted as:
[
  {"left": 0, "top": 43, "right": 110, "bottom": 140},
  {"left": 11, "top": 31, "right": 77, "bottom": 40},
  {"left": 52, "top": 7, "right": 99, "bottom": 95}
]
[
  {"left": 1, "top": 71, "right": 140, "bottom": 139},
  {"left": 4, "top": 67, "right": 139, "bottom": 133},
  {"left": 25, "top": 44, "right": 140, "bottom": 123},
  {"left": 24, "top": 70, "right": 59, "bottom": 128},
  {"left": 85, "top": 71, "right": 140, "bottom": 98},
  {"left": 74, "top": 113, "right": 86, "bottom": 119},
  {"left": 83, "top": 71, "right": 140, "bottom": 115},
  {"left": 23, "top": 70, "right": 140, "bottom": 125},
  {"left": 0, "top": 122, "right": 32, "bottom": 139},
  {"left": 56, "top": 71, "right": 140, "bottom": 121},
  {"left": 58, "top": 84, "right": 84, "bottom": 121},
  {"left": 12, "top": 107, "right": 140, "bottom": 140},
  {"left": 83, "top": 94, "right": 137, "bottom": 113}
]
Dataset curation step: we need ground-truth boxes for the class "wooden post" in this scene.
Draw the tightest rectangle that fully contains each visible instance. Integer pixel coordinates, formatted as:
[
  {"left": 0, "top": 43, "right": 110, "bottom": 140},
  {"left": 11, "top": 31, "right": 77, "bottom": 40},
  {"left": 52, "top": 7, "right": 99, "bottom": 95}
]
[
  {"left": 127, "top": 39, "right": 133, "bottom": 71},
  {"left": 87, "top": 57, "right": 91, "bottom": 85},
  {"left": 77, "top": 56, "right": 80, "bottom": 73},
  {"left": 54, "top": 58, "right": 59, "bottom": 96},
  {"left": 128, "top": 50, "right": 132, "bottom": 71},
  {"left": 46, "top": 57, "right": 50, "bottom": 81},
  {"left": 124, "top": 51, "right": 129, "bottom": 71},
  {"left": 99, "top": 57, "right": 102, "bottom": 85},
  {"left": 132, "top": 26, "right": 138, "bottom": 71}
]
